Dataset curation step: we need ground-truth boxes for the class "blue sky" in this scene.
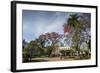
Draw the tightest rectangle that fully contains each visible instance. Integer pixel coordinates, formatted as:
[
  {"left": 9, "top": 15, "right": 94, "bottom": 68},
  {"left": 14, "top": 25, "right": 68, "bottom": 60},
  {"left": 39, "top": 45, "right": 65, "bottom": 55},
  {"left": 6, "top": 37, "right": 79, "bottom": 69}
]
[{"left": 22, "top": 10, "right": 74, "bottom": 42}]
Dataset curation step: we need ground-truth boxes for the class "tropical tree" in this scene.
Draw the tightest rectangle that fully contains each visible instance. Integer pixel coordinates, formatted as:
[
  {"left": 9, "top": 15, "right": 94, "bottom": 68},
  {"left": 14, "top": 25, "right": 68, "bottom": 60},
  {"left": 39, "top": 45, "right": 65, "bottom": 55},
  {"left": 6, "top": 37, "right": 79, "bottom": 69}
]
[
  {"left": 67, "top": 13, "right": 91, "bottom": 57},
  {"left": 67, "top": 14, "right": 81, "bottom": 56}
]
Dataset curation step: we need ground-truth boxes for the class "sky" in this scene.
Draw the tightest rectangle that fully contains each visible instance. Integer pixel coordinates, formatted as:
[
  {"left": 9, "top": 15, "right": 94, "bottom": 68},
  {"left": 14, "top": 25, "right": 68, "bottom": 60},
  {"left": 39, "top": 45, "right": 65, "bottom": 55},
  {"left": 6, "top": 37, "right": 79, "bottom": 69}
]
[{"left": 22, "top": 10, "right": 74, "bottom": 42}]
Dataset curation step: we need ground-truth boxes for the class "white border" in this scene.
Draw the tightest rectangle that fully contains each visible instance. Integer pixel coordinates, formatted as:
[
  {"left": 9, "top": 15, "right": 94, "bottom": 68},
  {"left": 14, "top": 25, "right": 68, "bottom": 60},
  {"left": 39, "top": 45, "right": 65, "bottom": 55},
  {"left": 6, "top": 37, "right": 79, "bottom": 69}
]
[{"left": 16, "top": 4, "right": 96, "bottom": 70}]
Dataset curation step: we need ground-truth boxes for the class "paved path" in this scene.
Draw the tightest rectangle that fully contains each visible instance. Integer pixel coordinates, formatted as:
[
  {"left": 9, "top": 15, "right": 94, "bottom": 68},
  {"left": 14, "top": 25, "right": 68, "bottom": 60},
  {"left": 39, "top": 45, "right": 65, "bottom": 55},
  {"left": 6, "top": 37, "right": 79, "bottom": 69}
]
[{"left": 31, "top": 57, "right": 75, "bottom": 61}]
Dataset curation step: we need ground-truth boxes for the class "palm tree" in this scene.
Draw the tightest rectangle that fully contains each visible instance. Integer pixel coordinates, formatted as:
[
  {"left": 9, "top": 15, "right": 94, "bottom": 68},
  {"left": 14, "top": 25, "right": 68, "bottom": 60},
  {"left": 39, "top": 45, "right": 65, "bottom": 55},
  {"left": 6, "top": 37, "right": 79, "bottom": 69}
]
[
  {"left": 68, "top": 14, "right": 79, "bottom": 28},
  {"left": 67, "top": 14, "right": 81, "bottom": 57}
]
